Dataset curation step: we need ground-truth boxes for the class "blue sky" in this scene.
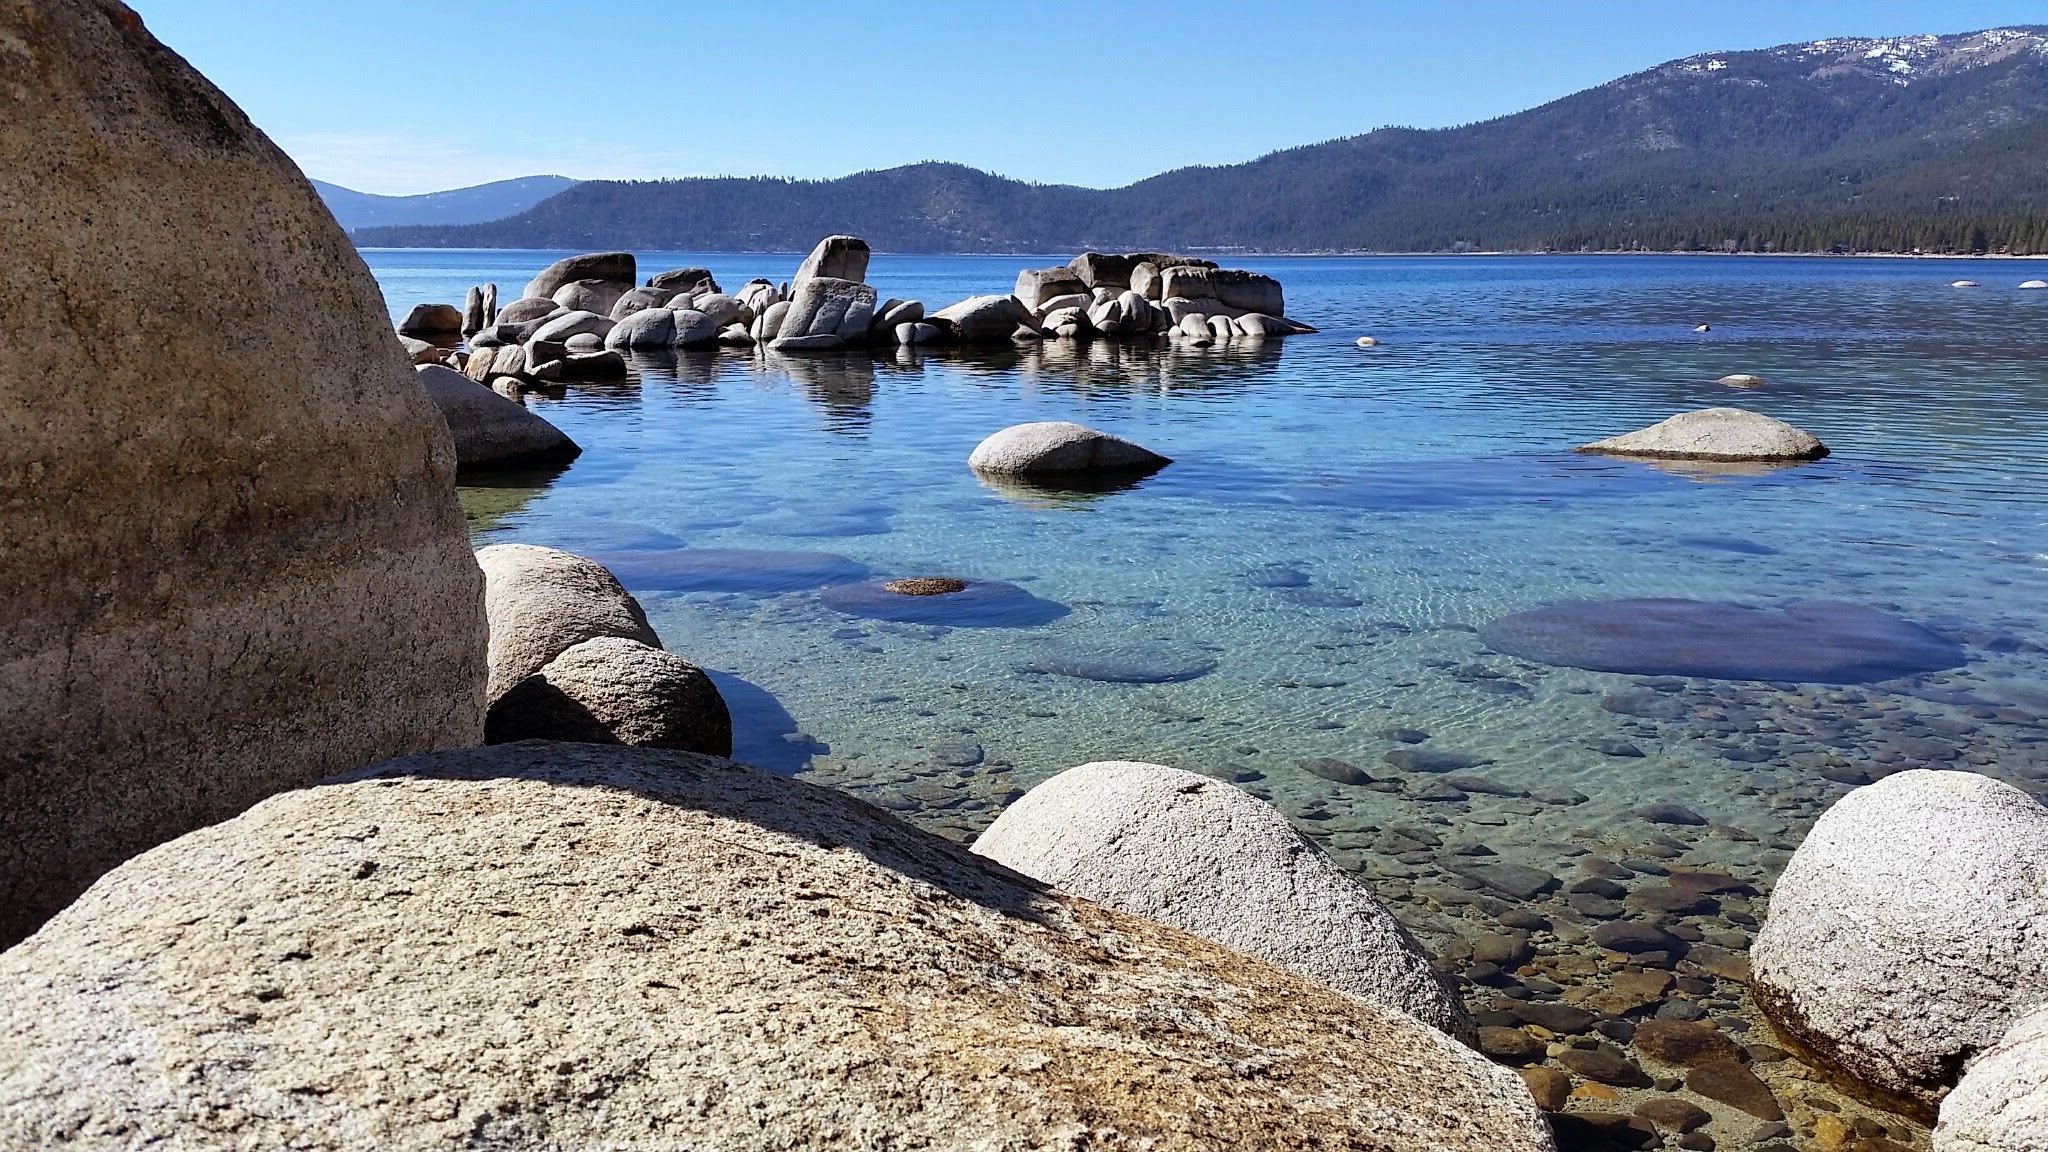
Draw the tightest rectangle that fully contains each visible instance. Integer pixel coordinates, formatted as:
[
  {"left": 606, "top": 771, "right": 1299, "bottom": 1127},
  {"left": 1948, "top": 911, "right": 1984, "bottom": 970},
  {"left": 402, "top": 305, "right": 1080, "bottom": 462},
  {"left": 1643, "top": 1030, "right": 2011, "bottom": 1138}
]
[{"left": 132, "top": 0, "right": 2048, "bottom": 195}]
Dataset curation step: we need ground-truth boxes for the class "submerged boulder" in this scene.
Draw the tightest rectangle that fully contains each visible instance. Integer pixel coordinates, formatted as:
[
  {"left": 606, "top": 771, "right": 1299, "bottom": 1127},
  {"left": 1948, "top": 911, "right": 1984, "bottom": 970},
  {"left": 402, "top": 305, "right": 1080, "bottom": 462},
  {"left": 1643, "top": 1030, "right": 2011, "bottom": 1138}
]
[
  {"left": 416, "top": 365, "right": 579, "bottom": 470},
  {"left": 1482, "top": 598, "right": 1964, "bottom": 684},
  {"left": 968, "top": 421, "right": 1170, "bottom": 475},
  {"left": 1753, "top": 770, "right": 2048, "bottom": 1111},
  {"left": 524, "top": 251, "right": 635, "bottom": 301},
  {"left": 974, "top": 761, "right": 1473, "bottom": 1038},
  {"left": 484, "top": 636, "right": 731, "bottom": 755},
  {"left": 0, "top": 0, "right": 485, "bottom": 947},
  {"left": 1577, "top": 407, "right": 1828, "bottom": 461},
  {"left": 0, "top": 743, "right": 1556, "bottom": 1152},
  {"left": 476, "top": 544, "right": 661, "bottom": 701},
  {"left": 792, "top": 234, "right": 870, "bottom": 288}
]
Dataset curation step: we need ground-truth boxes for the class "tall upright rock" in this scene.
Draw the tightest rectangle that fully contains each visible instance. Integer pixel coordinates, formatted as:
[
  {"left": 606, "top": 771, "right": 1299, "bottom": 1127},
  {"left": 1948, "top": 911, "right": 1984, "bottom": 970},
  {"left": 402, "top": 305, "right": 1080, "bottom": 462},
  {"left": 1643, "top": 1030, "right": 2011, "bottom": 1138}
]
[{"left": 0, "top": 0, "right": 487, "bottom": 946}]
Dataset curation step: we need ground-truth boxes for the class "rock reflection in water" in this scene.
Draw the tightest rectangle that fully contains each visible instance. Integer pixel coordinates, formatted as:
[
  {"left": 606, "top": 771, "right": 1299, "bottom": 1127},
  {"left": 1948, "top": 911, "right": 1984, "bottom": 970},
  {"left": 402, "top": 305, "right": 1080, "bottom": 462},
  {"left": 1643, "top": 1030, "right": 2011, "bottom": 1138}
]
[{"left": 758, "top": 350, "right": 876, "bottom": 435}]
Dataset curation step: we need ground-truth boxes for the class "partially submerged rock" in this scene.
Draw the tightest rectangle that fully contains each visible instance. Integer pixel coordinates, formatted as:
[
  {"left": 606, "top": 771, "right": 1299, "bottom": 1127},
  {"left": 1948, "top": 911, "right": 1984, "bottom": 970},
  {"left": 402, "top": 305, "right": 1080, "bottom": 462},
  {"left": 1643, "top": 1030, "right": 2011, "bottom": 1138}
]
[
  {"left": 1576, "top": 407, "right": 1827, "bottom": 461},
  {"left": 0, "top": 743, "right": 1556, "bottom": 1152},
  {"left": 1719, "top": 373, "right": 1766, "bottom": 388},
  {"left": 484, "top": 636, "right": 731, "bottom": 756},
  {"left": 968, "top": 421, "right": 1170, "bottom": 475},
  {"left": 818, "top": 578, "right": 1069, "bottom": 627},
  {"left": 1753, "top": 770, "right": 2048, "bottom": 1113},
  {"left": 397, "top": 301, "right": 462, "bottom": 338},
  {"left": 416, "top": 365, "right": 580, "bottom": 470},
  {"left": 0, "top": 0, "right": 485, "bottom": 946},
  {"left": 933, "top": 294, "right": 1037, "bottom": 342},
  {"left": 974, "top": 761, "right": 1474, "bottom": 1038}
]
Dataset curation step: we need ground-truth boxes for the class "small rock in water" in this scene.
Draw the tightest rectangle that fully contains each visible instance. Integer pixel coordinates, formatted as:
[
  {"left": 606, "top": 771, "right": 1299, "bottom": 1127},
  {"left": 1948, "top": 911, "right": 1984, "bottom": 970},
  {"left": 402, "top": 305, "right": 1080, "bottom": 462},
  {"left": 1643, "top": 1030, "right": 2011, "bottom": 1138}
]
[
  {"left": 1355, "top": 336, "right": 1381, "bottom": 347},
  {"left": 1454, "top": 863, "right": 1559, "bottom": 901},
  {"left": 1558, "top": 1047, "right": 1651, "bottom": 1088},
  {"left": 1380, "top": 728, "right": 1431, "bottom": 744},
  {"left": 1384, "top": 749, "right": 1492, "bottom": 773},
  {"left": 1694, "top": 324, "right": 1712, "bottom": 333},
  {"left": 1477, "top": 1026, "right": 1545, "bottom": 1063},
  {"left": 931, "top": 743, "right": 985, "bottom": 768},
  {"left": 1516, "top": 1066, "right": 1571, "bottom": 1111},
  {"left": 1685, "top": 1061, "right": 1783, "bottom": 1120},
  {"left": 1601, "top": 691, "right": 1690, "bottom": 720},
  {"left": 1718, "top": 373, "right": 1764, "bottom": 388},
  {"left": 1410, "top": 780, "right": 1468, "bottom": 802},
  {"left": 1444, "top": 774, "right": 1524, "bottom": 797},
  {"left": 1634, "top": 1097, "right": 1712, "bottom": 1133},
  {"left": 1633, "top": 1020, "right": 1743, "bottom": 1068}
]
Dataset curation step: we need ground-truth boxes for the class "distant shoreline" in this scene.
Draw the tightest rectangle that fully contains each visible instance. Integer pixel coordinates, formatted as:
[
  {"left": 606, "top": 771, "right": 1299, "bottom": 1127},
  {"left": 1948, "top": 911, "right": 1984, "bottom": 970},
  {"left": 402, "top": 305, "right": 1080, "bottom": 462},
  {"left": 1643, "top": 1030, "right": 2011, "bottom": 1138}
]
[{"left": 354, "top": 243, "right": 2048, "bottom": 261}]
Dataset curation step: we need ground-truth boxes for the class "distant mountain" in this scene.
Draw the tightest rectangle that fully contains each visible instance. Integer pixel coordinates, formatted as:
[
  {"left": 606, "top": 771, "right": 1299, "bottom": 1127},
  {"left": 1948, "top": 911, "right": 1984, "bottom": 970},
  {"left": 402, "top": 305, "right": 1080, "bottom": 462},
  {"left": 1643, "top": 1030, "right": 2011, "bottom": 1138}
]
[
  {"left": 356, "top": 29, "right": 2048, "bottom": 254},
  {"left": 314, "top": 175, "right": 578, "bottom": 232}
]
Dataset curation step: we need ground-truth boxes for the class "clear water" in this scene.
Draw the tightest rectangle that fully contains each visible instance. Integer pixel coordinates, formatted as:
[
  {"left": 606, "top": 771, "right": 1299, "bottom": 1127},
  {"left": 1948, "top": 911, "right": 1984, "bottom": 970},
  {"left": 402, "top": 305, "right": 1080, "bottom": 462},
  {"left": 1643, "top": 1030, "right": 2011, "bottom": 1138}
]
[{"left": 370, "top": 247, "right": 2048, "bottom": 924}]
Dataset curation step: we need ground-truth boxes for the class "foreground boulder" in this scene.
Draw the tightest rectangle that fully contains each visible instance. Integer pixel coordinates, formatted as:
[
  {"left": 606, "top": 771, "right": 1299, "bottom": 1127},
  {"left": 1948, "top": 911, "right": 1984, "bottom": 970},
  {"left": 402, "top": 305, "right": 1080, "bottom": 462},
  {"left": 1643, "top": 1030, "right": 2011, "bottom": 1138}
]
[
  {"left": 1577, "top": 407, "right": 1828, "bottom": 462},
  {"left": 1935, "top": 1002, "right": 2048, "bottom": 1151},
  {"left": 0, "top": 744, "right": 1555, "bottom": 1151},
  {"left": 476, "top": 544, "right": 661, "bottom": 700},
  {"left": 1752, "top": 770, "right": 2048, "bottom": 1110},
  {"left": 416, "top": 365, "right": 579, "bottom": 470},
  {"left": 524, "top": 251, "right": 635, "bottom": 301},
  {"left": 484, "top": 636, "right": 731, "bottom": 755},
  {"left": 968, "top": 421, "right": 1170, "bottom": 475},
  {"left": 974, "top": 761, "right": 1472, "bottom": 1038},
  {"left": 0, "top": 0, "right": 485, "bottom": 947}
]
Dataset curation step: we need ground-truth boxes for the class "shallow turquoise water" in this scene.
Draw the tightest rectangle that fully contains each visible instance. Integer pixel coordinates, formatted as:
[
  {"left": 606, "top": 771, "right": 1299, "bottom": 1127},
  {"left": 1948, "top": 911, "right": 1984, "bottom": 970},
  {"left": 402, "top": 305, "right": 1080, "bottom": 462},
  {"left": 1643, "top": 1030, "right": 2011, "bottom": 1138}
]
[{"left": 368, "top": 249, "right": 2048, "bottom": 896}]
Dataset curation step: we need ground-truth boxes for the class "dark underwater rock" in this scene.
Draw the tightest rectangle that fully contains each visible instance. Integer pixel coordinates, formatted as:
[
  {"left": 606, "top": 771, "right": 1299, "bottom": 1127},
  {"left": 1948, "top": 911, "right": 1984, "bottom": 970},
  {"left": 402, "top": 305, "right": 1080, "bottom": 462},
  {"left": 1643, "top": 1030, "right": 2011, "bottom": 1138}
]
[{"left": 1483, "top": 598, "right": 1966, "bottom": 684}]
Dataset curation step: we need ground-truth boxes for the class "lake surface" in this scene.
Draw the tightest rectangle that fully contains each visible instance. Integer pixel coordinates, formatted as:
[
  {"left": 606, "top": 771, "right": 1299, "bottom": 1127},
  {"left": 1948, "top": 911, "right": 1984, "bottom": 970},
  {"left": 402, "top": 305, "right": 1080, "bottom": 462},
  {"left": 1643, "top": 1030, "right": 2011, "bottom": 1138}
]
[{"left": 371, "top": 249, "right": 2048, "bottom": 1133}]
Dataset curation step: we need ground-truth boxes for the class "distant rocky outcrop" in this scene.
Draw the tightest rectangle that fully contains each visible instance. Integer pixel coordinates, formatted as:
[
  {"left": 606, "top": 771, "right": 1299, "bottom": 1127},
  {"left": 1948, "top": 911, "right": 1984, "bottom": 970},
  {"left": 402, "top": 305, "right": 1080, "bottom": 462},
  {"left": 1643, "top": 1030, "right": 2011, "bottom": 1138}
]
[
  {"left": 0, "top": 743, "right": 1556, "bottom": 1151},
  {"left": 0, "top": 0, "right": 486, "bottom": 947},
  {"left": 394, "top": 238, "right": 1314, "bottom": 373},
  {"left": 973, "top": 760, "right": 1474, "bottom": 1038}
]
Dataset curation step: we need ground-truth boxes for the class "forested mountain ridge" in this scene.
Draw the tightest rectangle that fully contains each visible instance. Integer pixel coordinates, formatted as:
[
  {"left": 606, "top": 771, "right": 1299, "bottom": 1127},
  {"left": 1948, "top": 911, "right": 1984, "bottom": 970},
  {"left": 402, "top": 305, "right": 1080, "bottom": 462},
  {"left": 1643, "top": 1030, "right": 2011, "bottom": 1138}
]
[
  {"left": 314, "top": 175, "right": 577, "bottom": 231},
  {"left": 354, "top": 28, "right": 2048, "bottom": 254}
]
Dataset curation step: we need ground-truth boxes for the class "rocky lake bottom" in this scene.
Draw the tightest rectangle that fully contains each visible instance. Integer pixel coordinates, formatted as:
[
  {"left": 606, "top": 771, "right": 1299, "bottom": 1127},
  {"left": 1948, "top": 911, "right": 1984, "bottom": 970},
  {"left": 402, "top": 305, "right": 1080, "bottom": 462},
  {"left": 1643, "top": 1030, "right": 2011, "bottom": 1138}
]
[{"left": 377, "top": 248, "right": 2048, "bottom": 1150}]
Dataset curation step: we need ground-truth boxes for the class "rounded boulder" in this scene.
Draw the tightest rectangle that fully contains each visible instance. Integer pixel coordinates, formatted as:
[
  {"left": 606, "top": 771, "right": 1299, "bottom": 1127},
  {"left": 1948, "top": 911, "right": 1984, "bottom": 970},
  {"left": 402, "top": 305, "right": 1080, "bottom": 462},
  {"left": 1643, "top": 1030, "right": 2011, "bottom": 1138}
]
[
  {"left": 415, "top": 365, "right": 579, "bottom": 470},
  {"left": 484, "top": 636, "right": 732, "bottom": 756},
  {"left": 0, "top": 744, "right": 1556, "bottom": 1152},
  {"left": 1576, "top": 406, "right": 1827, "bottom": 461},
  {"left": 1752, "top": 769, "right": 2048, "bottom": 1111},
  {"left": 476, "top": 544, "right": 662, "bottom": 701},
  {"left": 973, "top": 760, "right": 1474, "bottom": 1038},
  {"left": 1934, "top": 1002, "right": 2048, "bottom": 1151}
]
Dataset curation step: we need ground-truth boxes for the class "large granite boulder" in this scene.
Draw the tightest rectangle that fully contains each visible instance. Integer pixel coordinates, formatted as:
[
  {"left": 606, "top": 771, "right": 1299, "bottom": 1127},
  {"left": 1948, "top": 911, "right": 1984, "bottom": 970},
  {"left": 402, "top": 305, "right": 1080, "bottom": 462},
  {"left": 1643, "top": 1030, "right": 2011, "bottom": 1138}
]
[
  {"left": 1752, "top": 770, "right": 2048, "bottom": 1110},
  {"left": 416, "top": 365, "right": 579, "bottom": 470},
  {"left": 523, "top": 251, "right": 636, "bottom": 302},
  {"left": 792, "top": 234, "right": 869, "bottom": 288},
  {"left": 496, "top": 296, "right": 563, "bottom": 326},
  {"left": 605, "top": 307, "right": 678, "bottom": 349},
  {"left": 1014, "top": 266, "right": 1088, "bottom": 309},
  {"left": 974, "top": 761, "right": 1472, "bottom": 1038},
  {"left": 968, "top": 421, "right": 1170, "bottom": 475},
  {"left": 934, "top": 294, "right": 1036, "bottom": 342},
  {"left": 1158, "top": 267, "right": 1285, "bottom": 315},
  {"left": 485, "top": 636, "right": 732, "bottom": 756},
  {"left": 648, "top": 266, "right": 717, "bottom": 294},
  {"left": 532, "top": 309, "right": 614, "bottom": 344},
  {"left": 608, "top": 285, "right": 673, "bottom": 320},
  {"left": 1577, "top": 407, "right": 1829, "bottom": 462},
  {"left": 0, "top": 743, "right": 1555, "bottom": 1152},
  {"left": 1935, "top": 1002, "right": 2048, "bottom": 1151},
  {"left": 552, "top": 279, "right": 628, "bottom": 318},
  {"left": 771, "top": 276, "right": 877, "bottom": 348},
  {"left": 0, "top": 0, "right": 485, "bottom": 947},
  {"left": 397, "top": 302, "right": 462, "bottom": 338},
  {"left": 475, "top": 544, "right": 662, "bottom": 701}
]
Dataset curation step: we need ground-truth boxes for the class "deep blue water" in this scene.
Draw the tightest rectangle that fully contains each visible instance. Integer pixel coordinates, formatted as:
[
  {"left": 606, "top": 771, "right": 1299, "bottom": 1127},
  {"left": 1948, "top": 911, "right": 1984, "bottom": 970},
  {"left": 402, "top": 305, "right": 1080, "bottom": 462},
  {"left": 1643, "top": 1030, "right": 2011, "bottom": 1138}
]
[{"left": 368, "top": 249, "right": 2048, "bottom": 888}]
